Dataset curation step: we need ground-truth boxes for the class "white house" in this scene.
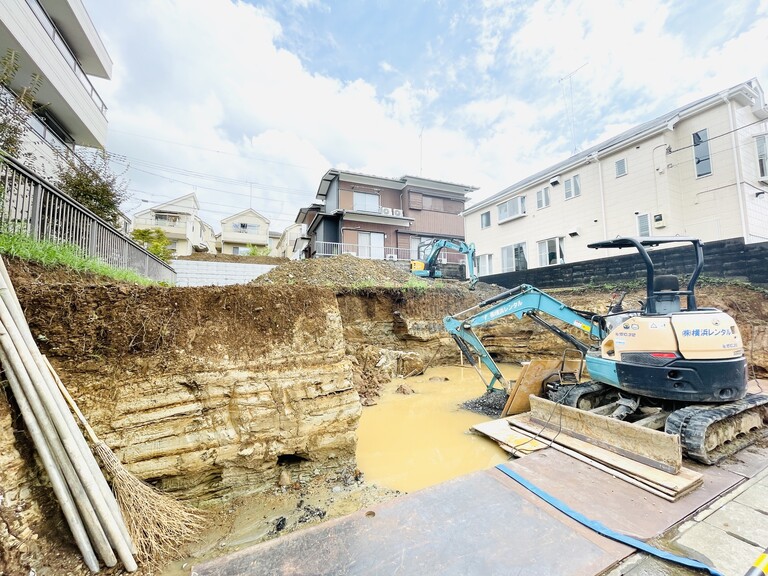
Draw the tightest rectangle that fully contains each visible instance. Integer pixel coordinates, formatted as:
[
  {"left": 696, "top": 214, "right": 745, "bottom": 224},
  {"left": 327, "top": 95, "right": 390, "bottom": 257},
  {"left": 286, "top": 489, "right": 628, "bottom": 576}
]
[
  {"left": 132, "top": 193, "right": 216, "bottom": 256},
  {"left": 272, "top": 223, "right": 306, "bottom": 259},
  {"left": 464, "top": 78, "right": 768, "bottom": 276},
  {"left": 219, "top": 208, "right": 270, "bottom": 255},
  {"left": 0, "top": 0, "right": 111, "bottom": 176}
]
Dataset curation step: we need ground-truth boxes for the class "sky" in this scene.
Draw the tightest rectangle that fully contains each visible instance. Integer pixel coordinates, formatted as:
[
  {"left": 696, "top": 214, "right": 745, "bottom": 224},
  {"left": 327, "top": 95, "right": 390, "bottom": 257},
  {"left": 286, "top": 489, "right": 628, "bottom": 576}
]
[{"left": 81, "top": 0, "right": 768, "bottom": 234}]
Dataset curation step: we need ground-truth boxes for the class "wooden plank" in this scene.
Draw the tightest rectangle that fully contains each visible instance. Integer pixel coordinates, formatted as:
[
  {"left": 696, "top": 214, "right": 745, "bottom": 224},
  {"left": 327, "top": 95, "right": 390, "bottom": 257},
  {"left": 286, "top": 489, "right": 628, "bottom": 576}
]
[
  {"left": 501, "top": 359, "right": 560, "bottom": 417},
  {"left": 471, "top": 418, "right": 548, "bottom": 455},
  {"left": 509, "top": 415, "right": 701, "bottom": 496},
  {"left": 507, "top": 423, "right": 678, "bottom": 501},
  {"left": 529, "top": 395, "right": 682, "bottom": 473}
]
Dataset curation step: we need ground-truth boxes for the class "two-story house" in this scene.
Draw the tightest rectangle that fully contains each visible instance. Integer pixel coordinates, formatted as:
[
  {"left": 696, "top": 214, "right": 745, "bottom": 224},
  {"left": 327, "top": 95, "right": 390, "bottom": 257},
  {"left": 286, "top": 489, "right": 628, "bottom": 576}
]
[
  {"left": 0, "top": 0, "right": 111, "bottom": 177},
  {"left": 271, "top": 222, "right": 305, "bottom": 259},
  {"left": 464, "top": 78, "right": 768, "bottom": 277},
  {"left": 219, "top": 208, "right": 270, "bottom": 255},
  {"left": 132, "top": 193, "right": 216, "bottom": 256},
  {"left": 300, "top": 169, "right": 476, "bottom": 262}
]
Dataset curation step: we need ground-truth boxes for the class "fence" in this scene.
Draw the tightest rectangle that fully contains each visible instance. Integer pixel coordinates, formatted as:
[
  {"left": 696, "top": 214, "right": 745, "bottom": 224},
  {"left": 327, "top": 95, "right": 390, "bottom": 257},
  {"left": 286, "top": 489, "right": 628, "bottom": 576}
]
[{"left": 0, "top": 154, "right": 175, "bottom": 283}]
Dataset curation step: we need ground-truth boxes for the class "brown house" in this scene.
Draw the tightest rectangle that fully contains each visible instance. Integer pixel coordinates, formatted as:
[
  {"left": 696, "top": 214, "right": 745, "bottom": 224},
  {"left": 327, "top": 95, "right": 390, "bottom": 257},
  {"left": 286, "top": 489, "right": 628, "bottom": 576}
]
[{"left": 297, "top": 170, "right": 477, "bottom": 261}]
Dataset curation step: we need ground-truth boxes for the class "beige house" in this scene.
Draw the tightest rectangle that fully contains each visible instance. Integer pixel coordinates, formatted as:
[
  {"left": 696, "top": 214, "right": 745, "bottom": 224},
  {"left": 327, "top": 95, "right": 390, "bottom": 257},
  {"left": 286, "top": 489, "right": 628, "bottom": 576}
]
[
  {"left": 132, "top": 193, "right": 216, "bottom": 256},
  {"left": 464, "top": 78, "right": 768, "bottom": 276},
  {"left": 219, "top": 208, "right": 270, "bottom": 255},
  {"left": 272, "top": 223, "right": 306, "bottom": 259}
]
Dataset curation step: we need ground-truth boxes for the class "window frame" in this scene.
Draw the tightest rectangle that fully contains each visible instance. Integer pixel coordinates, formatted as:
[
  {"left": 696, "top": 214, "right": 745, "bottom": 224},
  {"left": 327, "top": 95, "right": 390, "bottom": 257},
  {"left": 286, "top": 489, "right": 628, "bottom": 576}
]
[
  {"left": 757, "top": 134, "right": 767, "bottom": 179},
  {"left": 501, "top": 242, "right": 527, "bottom": 272},
  {"left": 636, "top": 213, "right": 651, "bottom": 237},
  {"left": 536, "top": 187, "right": 550, "bottom": 210},
  {"left": 615, "top": 158, "right": 627, "bottom": 178},
  {"left": 480, "top": 211, "right": 491, "bottom": 229},
  {"left": 692, "top": 129, "right": 712, "bottom": 178},
  {"left": 353, "top": 191, "right": 380, "bottom": 212},
  {"left": 475, "top": 254, "right": 493, "bottom": 276},
  {"left": 564, "top": 174, "right": 581, "bottom": 200},
  {"left": 497, "top": 195, "right": 527, "bottom": 223},
  {"left": 537, "top": 237, "right": 565, "bottom": 267}
]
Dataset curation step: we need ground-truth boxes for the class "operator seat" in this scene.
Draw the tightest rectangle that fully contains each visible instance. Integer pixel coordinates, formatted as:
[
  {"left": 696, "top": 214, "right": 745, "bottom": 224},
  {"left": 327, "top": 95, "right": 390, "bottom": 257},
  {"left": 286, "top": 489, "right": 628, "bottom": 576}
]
[{"left": 652, "top": 274, "right": 681, "bottom": 314}]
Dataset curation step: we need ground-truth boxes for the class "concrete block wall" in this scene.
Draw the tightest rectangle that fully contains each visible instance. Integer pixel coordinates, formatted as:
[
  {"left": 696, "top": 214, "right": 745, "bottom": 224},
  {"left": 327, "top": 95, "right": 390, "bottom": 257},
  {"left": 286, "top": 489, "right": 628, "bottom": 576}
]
[
  {"left": 171, "top": 260, "right": 276, "bottom": 287},
  {"left": 483, "top": 238, "right": 768, "bottom": 290}
]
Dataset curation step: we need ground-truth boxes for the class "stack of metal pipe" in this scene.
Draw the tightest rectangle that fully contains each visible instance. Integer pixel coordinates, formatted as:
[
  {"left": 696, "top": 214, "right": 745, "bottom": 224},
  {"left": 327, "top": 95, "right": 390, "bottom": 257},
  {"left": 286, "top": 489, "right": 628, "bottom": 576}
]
[{"left": 0, "top": 258, "right": 137, "bottom": 573}]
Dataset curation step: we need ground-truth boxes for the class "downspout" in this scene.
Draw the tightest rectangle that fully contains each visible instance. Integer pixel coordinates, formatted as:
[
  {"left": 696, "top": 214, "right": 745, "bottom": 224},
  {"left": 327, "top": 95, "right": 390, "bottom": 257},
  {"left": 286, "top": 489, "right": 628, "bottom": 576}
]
[
  {"left": 597, "top": 156, "right": 607, "bottom": 239},
  {"left": 725, "top": 96, "right": 748, "bottom": 242}
]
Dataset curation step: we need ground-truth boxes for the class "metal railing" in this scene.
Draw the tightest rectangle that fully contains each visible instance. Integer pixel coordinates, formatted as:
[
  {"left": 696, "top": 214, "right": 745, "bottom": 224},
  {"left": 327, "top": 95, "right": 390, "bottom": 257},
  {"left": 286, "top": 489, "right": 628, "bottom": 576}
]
[
  {"left": 313, "top": 241, "right": 466, "bottom": 263},
  {"left": 0, "top": 154, "right": 175, "bottom": 283}
]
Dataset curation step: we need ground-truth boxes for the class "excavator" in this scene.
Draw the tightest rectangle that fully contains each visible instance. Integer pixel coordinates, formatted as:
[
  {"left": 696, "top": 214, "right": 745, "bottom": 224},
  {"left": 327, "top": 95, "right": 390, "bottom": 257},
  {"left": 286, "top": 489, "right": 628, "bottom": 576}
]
[
  {"left": 444, "top": 236, "right": 768, "bottom": 464},
  {"left": 410, "top": 239, "right": 478, "bottom": 290}
]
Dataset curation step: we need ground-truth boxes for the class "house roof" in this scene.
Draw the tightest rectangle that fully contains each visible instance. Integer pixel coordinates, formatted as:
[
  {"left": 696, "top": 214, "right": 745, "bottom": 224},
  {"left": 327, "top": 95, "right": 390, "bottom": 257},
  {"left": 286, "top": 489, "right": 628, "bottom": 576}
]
[
  {"left": 464, "top": 78, "right": 768, "bottom": 215},
  {"left": 150, "top": 193, "right": 199, "bottom": 214},
  {"left": 220, "top": 208, "right": 270, "bottom": 224},
  {"left": 315, "top": 169, "right": 477, "bottom": 200}
]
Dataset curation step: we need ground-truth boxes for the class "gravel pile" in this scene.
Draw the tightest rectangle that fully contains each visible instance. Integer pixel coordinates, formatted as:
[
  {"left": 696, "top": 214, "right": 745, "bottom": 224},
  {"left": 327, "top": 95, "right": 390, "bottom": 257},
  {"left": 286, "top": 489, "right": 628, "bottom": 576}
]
[
  {"left": 251, "top": 254, "right": 413, "bottom": 288},
  {"left": 461, "top": 389, "right": 509, "bottom": 418}
]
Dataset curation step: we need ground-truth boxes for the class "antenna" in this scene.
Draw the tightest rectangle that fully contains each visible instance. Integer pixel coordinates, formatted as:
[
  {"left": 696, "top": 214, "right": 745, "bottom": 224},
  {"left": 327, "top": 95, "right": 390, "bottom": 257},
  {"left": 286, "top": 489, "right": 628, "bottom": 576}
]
[{"left": 559, "top": 62, "right": 588, "bottom": 155}]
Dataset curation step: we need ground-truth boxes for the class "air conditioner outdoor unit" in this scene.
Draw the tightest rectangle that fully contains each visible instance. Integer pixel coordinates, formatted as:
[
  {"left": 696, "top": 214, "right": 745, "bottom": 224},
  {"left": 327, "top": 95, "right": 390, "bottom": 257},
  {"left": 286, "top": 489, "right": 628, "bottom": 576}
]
[
  {"left": 381, "top": 207, "right": 393, "bottom": 215},
  {"left": 385, "top": 254, "right": 398, "bottom": 261},
  {"left": 393, "top": 208, "right": 403, "bottom": 217}
]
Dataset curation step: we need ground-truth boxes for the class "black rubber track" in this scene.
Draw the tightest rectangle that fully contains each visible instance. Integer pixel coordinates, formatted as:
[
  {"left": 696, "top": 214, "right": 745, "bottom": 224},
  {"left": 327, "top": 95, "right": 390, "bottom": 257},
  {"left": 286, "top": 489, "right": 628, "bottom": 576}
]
[{"left": 666, "top": 394, "right": 768, "bottom": 464}]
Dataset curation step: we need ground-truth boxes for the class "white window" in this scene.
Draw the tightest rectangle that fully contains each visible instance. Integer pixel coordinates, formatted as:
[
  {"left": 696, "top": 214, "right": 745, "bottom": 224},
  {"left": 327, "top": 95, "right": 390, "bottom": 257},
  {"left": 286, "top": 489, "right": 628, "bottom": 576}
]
[
  {"left": 155, "top": 213, "right": 180, "bottom": 226},
  {"left": 233, "top": 246, "right": 251, "bottom": 255},
  {"left": 537, "top": 237, "right": 565, "bottom": 267},
  {"left": 498, "top": 196, "right": 526, "bottom": 222},
  {"left": 358, "top": 231, "right": 385, "bottom": 259},
  {"left": 233, "top": 222, "right": 260, "bottom": 234},
  {"left": 693, "top": 129, "right": 712, "bottom": 177},
  {"left": 480, "top": 211, "right": 491, "bottom": 229},
  {"left": 353, "top": 192, "right": 380, "bottom": 212},
  {"left": 564, "top": 175, "right": 581, "bottom": 199},
  {"left": 757, "top": 134, "right": 767, "bottom": 179},
  {"left": 637, "top": 213, "right": 651, "bottom": 237},
  {"left": 475, "top": 254, "right": 493, "bottom": 276},
  {"left": 615, "top": 158, "right": 627, "bottom": 178},
  {"left": 536, "top": 187, "right": 550, "bottom": 209},
  {"left": 501, "top": 242, "right": 527, "bottom": 272}
]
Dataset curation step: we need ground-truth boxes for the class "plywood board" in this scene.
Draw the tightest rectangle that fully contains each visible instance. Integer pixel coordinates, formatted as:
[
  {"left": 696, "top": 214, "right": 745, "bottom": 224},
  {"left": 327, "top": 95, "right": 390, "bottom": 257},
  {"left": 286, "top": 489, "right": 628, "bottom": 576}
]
[
  {"left": 471, "top": 418, "right": 548, "bottom": 455},
  {"left": 510, "top": 414, "right": 701, "bottom": 496},
  {"left": 529, "top": 395, "right": 682, "bottom": 473},
  {"left": 502, "top": 359, "right": 560, "bottom": 416},
  {"left": 193, "top": 469, "right": 633, "bottom": 576}
]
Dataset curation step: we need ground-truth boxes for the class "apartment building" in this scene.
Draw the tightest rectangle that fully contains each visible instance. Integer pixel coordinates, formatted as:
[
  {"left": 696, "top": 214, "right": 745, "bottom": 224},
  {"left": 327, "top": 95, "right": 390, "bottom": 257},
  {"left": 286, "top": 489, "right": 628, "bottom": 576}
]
[
  {"left": 133, "top": 193, "right": 216, "bottom": 256},
  {"left": 0, "top": 0, "right": 111, "bottom": 176},
  {"left": 300, "top": 169, "right": 477, "bottom": 261},
  {"left": 464, "top": 78, "right": 768, "bottom": 276}
]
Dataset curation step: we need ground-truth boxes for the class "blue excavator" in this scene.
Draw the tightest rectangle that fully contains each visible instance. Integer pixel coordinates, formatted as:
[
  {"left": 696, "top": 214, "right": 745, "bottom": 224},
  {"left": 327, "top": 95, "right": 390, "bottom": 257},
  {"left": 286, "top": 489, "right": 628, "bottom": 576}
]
[
  {"left": 444, "top": 236, "right": 768, "bottom": 464},
  {"left": 410, "top": 239, "right": 478, "bottom": 290}
]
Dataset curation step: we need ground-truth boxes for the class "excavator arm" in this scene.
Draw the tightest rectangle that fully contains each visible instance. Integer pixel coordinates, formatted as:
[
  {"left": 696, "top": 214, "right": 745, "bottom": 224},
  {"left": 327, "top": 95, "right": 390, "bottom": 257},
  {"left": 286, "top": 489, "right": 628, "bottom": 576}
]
[{"left": 443, "top": 284, "right": 605, "bottom": 391}]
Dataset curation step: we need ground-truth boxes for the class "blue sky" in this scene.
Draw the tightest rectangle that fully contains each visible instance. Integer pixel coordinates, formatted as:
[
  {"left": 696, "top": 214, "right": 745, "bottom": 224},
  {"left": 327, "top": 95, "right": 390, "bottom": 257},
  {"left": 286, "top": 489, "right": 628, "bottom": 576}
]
[{"left": 82, "top": 0, "right": 768, "bottom": 232}]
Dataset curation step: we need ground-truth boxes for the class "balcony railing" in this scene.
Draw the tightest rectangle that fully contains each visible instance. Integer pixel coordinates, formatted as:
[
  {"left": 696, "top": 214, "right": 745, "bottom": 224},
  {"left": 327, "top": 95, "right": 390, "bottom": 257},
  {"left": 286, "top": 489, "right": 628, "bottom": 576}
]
[
  {"left": 25, "top": 0, "right": 107, "bottom": 115},
  {"left": 0, "top": 154, "right": 175, "bottom": 283},
  {"left": 313, "top": 241, "right": 467, "bottom": 264}
]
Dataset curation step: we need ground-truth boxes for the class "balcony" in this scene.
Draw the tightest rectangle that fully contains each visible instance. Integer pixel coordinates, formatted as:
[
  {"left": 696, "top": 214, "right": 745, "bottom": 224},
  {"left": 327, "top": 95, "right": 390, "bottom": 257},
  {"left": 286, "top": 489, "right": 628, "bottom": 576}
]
[{"left": 314, "top": 241, "right": 466, "bottom": 264}]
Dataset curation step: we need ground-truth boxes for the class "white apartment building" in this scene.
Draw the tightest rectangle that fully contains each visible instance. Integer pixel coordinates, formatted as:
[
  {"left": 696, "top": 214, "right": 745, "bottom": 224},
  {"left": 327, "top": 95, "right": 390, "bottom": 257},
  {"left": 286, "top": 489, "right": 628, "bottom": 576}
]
[
  {"left": 465, "top": 78, "right": 768, "bottom": 276},
  {"left": 0, "top": 0, "right": 111, "bottom": 176}
]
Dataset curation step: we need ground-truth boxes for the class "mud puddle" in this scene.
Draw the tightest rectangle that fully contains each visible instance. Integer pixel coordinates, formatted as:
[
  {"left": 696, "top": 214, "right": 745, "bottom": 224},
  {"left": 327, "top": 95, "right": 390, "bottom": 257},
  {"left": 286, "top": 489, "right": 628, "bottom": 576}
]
[{"left": 356, "top": 364, "right": 518, "bottom": 492}]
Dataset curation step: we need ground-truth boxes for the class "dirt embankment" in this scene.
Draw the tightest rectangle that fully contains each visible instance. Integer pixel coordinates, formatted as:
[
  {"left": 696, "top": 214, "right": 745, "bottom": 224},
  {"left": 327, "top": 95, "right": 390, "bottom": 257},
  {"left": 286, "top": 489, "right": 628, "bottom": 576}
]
[{"left": 0, "top": 256, "right": 766, "bottom": 575}]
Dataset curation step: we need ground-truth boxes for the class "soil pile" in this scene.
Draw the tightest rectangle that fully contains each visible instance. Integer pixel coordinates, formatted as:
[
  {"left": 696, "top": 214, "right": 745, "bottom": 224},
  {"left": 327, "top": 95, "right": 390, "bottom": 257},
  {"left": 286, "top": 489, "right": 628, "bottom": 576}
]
[
  {"left": 174, "top": 253, "right": 287, "bottom": 265},
  {"left": 251, "top": 254, "right": 413, "bottom": 288}
]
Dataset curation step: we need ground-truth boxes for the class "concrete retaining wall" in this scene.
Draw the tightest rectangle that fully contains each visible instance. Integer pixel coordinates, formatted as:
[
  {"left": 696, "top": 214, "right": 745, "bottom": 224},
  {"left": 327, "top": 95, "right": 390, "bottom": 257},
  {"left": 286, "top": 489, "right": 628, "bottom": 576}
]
[
  {"left": 172, "top": 259, "right": 275, "bottom": 286},
  {"left": 483, "top": 237, "right": 768, "bottom": 290}
]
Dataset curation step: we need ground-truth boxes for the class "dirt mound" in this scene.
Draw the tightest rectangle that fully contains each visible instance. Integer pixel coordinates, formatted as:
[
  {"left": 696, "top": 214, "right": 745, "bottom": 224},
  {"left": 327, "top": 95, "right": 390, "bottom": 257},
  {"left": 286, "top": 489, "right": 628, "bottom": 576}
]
[{"left": 251, "top": 254, "right": 414, "bottom": 288}]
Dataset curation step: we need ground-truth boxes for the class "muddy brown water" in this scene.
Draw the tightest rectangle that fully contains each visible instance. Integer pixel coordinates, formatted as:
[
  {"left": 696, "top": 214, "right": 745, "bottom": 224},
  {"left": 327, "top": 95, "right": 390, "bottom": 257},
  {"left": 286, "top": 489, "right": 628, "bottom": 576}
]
[
  {"left": 164, "top": 364, "right": 517, "bottom": 574},
  {"left": 357, "top": 364, "right": 517, "bottom": 492}
]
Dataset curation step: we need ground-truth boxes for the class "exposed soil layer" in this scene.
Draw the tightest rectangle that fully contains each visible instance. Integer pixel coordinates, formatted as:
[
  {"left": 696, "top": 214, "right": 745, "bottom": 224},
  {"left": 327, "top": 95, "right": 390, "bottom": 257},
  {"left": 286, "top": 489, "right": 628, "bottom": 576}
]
[{"left": 0, "top": 256, "right": 766, "bottom": 575}]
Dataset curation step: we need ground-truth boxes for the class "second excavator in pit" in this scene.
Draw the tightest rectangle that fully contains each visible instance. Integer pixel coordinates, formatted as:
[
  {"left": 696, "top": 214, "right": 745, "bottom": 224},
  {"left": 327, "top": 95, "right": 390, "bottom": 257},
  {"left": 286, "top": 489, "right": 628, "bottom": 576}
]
[{"left": 444, "top": 236, "right": 768, "bottom": 465}]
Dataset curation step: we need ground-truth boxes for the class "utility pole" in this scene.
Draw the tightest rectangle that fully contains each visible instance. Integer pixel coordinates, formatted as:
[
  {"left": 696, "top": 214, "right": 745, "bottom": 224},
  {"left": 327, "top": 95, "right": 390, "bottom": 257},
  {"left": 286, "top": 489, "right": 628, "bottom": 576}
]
[{"left": 560, "top": 62, "right": 588, "bottom": 155}]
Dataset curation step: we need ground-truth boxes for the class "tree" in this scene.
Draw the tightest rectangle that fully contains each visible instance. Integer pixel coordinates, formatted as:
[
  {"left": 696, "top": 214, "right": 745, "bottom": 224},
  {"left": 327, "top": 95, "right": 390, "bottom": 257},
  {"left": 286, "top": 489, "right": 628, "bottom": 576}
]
[
  {"left": 131, "top": 228, "right": 172, "bottom": 262},
  {"left": 0, "top": 48, "right": 42, "bottom": 161},
  {"left": 55, "top": 147, "right": 129, "bottom": 227},
  {"left": 247, "top": 244, "right": 271, "bottom": 256}
]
